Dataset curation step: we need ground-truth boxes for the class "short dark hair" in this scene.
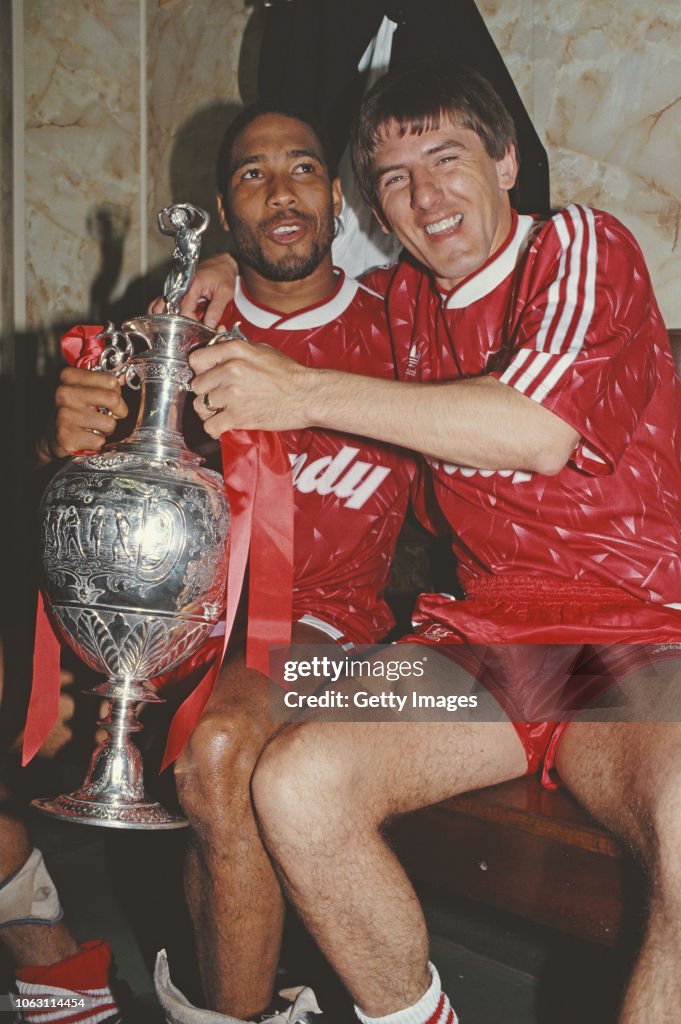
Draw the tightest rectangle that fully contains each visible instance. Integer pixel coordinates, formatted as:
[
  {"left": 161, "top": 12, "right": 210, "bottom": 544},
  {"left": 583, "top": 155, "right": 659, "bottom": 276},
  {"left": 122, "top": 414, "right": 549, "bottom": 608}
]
[
  {"left": 216, "top": 103, "right": 332, "bottom": 200},
  {"left": 351, "top": 62, "right": 518, "bottom": 210}
]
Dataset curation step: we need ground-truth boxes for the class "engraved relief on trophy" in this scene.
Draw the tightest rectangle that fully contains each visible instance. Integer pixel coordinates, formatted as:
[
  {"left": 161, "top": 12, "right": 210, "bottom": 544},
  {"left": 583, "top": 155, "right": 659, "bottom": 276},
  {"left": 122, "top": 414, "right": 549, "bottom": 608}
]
[
  {"left": 51, "top": 607, "right": 214, "bottom": 682},
  {"left": 143, "top": 361, "right": 194, "bottom": 387},
  {"left": 43, "top": 477, "right": 187, "bottom": 602}
]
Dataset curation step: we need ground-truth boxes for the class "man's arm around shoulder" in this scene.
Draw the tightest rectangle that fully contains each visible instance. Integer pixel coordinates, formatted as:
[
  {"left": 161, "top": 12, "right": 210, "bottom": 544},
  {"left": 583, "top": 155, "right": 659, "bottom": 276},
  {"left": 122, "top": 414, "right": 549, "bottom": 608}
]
[{"left": 189, "top": 341, "right": 579, "bottom": 476}]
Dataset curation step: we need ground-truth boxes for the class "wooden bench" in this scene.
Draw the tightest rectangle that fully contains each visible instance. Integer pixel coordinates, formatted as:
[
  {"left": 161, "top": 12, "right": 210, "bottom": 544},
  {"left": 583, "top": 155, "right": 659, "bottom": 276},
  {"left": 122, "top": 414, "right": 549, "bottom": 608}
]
[{"left": 389, "top": 776, "right": 634, "bottom": 946}]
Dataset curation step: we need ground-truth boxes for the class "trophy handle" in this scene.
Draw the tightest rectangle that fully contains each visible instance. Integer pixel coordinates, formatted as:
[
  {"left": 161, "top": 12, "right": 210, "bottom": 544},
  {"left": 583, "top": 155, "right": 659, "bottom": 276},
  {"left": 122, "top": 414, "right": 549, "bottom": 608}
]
[
  {"left": 92, "top": 321, "right": 145, "bottom": 390},
  {"left": 208, "top": 321, "right": 250, "bottom": 346},
  {"left": 95, "top": 321, "right": 135, "bottom": 371}
]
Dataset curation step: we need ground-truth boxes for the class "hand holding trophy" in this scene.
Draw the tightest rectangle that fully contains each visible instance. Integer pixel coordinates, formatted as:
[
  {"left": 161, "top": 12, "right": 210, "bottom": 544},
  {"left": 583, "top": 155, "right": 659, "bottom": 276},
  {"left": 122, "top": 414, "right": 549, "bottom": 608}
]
[{"left": 32, "top": 205, "right": 235, "bottom": 828}]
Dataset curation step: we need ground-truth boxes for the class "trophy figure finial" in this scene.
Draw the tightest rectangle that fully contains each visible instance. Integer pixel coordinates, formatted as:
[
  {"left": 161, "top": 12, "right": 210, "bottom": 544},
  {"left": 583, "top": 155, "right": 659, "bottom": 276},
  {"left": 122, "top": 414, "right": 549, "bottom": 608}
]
[{"left": 158, "top": 203, "right": 210, "bottom": 315}]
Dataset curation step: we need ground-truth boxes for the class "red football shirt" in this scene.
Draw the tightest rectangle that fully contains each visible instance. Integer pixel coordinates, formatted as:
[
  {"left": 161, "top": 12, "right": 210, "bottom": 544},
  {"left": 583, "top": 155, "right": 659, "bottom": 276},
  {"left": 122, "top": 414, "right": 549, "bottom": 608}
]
[
  {"left": 219, "top": 272, "right": 415, "bottom": 643},
  {"left": 367, "top": 206, "right": 681, "bottom": 606}
]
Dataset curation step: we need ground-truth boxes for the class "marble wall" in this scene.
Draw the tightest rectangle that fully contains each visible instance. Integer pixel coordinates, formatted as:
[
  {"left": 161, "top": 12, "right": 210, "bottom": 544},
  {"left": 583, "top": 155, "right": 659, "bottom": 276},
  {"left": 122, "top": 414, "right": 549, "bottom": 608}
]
[
  {"left": 146, "top": 0, "right": 257, "bottom": 269},
  {"left": 0, "top": 2, "right": 14, "bottom": 345},
  {"left": 22, "top": 0, "right": 142, "bottom": 330},
  {"left": 9, "top": 0, "right": 681, "bottom": 336},
  {"left": 480, "top": 0, "right": 681, "bottom": 325},
  {"left": 15, "top": 0, "right": 256, "bottom": 337}
]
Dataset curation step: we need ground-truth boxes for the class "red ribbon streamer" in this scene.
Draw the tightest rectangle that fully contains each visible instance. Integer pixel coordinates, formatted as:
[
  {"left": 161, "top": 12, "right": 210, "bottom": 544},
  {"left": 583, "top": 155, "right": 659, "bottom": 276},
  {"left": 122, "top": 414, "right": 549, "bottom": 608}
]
[
  {"left": 160, "top": 428, "right": 294, "bottom": 768},
  {"left": 22, "top": 592, "right": 63, "bottom": 766},
  {"left": 247, "top": 431, "right": 295, "bottom": 673},
  {"left": 161, "top": 430, "right": 257, "bottom": 768}
]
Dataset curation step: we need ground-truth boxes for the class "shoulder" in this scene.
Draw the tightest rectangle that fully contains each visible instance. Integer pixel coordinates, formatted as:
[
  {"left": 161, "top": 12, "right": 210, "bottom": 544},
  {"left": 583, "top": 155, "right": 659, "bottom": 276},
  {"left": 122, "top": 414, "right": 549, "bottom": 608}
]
[
  {"left": 216, "top": 297, "right": 239, "bottom": 326},
  {"left": 536, "top": 205, "right": 645, "bottom": 264},
  {"left": 524, "top": 206, "right": 660, "bottom": 342},
  {"left": 342, "top": 275, "right": 389, "bottom": 330},
  {"left": 359, "top": 266, "right": 392, "bottom": 297},
  {"left": 521, "top": 205, "right": 652, "bottom": 305},
  {"left": 360, "top": 258, "right": 427, "bottom": 297},
  {"left": 363, "top": 259, "right": 433, "bottom": 326},
  {"left": 329, "top": 277, "right": 395, "bottom": 374}
]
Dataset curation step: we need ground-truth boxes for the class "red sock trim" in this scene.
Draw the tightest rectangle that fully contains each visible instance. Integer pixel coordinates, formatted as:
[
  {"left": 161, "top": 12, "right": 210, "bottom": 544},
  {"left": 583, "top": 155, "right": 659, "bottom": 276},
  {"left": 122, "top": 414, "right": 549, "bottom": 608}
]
[
  {"left": 15, "top": 939, "right": 113, "bottom": 989},
  {"left": 424, "top": 992, "right": 456, "bottom": 1024},
  {"left": 425, "top": 994, "right": 446, "bottom": 1024}
]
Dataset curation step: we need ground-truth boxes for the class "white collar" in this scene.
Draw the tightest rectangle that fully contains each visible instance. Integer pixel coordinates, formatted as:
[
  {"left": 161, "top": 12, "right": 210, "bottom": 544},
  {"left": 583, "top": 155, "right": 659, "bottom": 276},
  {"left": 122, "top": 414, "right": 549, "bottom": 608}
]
[
  {"left": 444, "top": 214, "right": 535, "bottom": 309},
  {"left": 234, "top": 272, "right": 359, "bottom": 329}
]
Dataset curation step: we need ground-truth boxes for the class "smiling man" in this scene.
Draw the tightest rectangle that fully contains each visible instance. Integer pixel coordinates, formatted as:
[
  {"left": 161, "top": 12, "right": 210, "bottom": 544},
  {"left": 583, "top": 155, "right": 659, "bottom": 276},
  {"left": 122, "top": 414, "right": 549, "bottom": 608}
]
[
  {"left": 186, "top": 63, "right": 681, "bottom": 1024},
  {"left": 365, "top": 118, "right": 515, "bottom": 287}
]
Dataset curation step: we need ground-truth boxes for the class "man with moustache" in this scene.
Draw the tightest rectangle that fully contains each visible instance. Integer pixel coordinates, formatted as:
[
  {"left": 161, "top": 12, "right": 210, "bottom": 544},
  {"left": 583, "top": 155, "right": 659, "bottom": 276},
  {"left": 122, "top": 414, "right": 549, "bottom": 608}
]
[
  {"left": 52, "top": 104, "right": 414, "bottom": 1022},
  {"left": 185, "top": 64, "right": 681, "bottom": 1024}
]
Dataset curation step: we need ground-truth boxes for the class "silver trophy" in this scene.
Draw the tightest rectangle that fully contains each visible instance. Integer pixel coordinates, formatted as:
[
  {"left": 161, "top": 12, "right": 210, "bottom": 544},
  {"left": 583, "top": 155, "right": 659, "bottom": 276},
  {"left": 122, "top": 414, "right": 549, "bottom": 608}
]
[{"left": 33, "top": 204, "right": 233, "bottom": 829}]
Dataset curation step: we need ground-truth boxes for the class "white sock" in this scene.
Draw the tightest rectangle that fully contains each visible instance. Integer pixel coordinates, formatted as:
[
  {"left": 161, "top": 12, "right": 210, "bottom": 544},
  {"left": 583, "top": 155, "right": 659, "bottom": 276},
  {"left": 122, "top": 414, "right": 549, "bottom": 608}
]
[{"left": 354, "top": 963, "right": 458, "bottom": 1024}]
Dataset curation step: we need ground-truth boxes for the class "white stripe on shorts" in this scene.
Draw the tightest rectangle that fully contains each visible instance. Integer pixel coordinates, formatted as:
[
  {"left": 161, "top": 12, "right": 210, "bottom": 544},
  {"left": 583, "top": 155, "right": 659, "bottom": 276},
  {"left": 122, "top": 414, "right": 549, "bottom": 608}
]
[{"left": 298, "top": 614, "right": 355, "bottom": 650}]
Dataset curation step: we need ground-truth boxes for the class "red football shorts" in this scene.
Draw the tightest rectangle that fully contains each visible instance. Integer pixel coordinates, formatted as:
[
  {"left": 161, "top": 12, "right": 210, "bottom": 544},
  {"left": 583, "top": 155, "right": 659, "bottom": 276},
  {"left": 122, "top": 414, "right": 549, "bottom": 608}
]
[{"left": 401, "top": 575, "right": 681, "bottom": 787}]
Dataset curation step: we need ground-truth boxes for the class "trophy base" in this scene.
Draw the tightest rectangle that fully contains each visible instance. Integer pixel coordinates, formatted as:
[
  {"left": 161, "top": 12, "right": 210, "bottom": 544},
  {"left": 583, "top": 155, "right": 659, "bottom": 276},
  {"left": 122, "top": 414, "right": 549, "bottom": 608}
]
[{"left": 31, "top": 794, "right": 188, "bottom": 830}]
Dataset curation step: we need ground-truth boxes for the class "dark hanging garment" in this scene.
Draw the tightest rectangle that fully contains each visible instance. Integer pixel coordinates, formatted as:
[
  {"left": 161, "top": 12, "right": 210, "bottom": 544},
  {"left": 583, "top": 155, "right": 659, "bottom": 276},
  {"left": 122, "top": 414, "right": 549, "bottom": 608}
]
[
  {"left": 257, "top": 0, "right": 550, "bottom": 214},
  {"left": 258, "top": 0, "right": 387, "bottom": 174}
]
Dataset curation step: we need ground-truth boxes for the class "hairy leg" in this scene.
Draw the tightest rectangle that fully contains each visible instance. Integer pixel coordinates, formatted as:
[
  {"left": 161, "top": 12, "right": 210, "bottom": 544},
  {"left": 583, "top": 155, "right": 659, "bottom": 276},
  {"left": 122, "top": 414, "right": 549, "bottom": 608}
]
[
  {"left": 0, "top": 785, "right": 78, "bottom": 967},
  {"left": 253, "top": 644, "right": 527, "bottom": 1017},
  {"left": 174, "top": 622, "right": 339, "bottom": 1018},
  {"left": 556, "top": 662, "right": 681, "bottom": 1024}
]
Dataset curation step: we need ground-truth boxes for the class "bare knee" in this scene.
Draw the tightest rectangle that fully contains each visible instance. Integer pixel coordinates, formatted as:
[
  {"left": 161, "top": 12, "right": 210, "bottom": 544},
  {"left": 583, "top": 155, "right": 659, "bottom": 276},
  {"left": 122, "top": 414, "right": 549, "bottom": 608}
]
[
  {"left": 253, "top": 727, "right": 374, "bottom": 857},
  {"left": 175, "top": 711, "right": 268, "bottom": 826}
]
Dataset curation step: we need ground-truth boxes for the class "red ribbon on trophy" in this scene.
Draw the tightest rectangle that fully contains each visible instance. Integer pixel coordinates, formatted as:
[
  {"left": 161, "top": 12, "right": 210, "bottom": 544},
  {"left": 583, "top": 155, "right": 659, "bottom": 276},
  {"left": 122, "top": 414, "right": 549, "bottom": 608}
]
[
  {"left": 60, "top": 323, "right": 108, "bottom": 370},
  {"left": 160, "top": 427, "right": 293, "bottom": 769},
  {"left": 23, "top": 592, "right": 63, "bottom": 766},
  {"left": 23, "top": 325, "right": 294, "bottom": 768}
]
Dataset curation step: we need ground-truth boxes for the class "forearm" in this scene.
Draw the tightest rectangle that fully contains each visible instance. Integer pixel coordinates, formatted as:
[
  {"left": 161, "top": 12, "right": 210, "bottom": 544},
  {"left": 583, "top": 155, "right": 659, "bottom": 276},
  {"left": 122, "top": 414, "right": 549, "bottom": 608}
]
[
  {"left": 304, "top": 370, "right": 578, "bottom": 475},
  {"left": 189, "top": 339, "right": 579, "bottom": 473}
]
